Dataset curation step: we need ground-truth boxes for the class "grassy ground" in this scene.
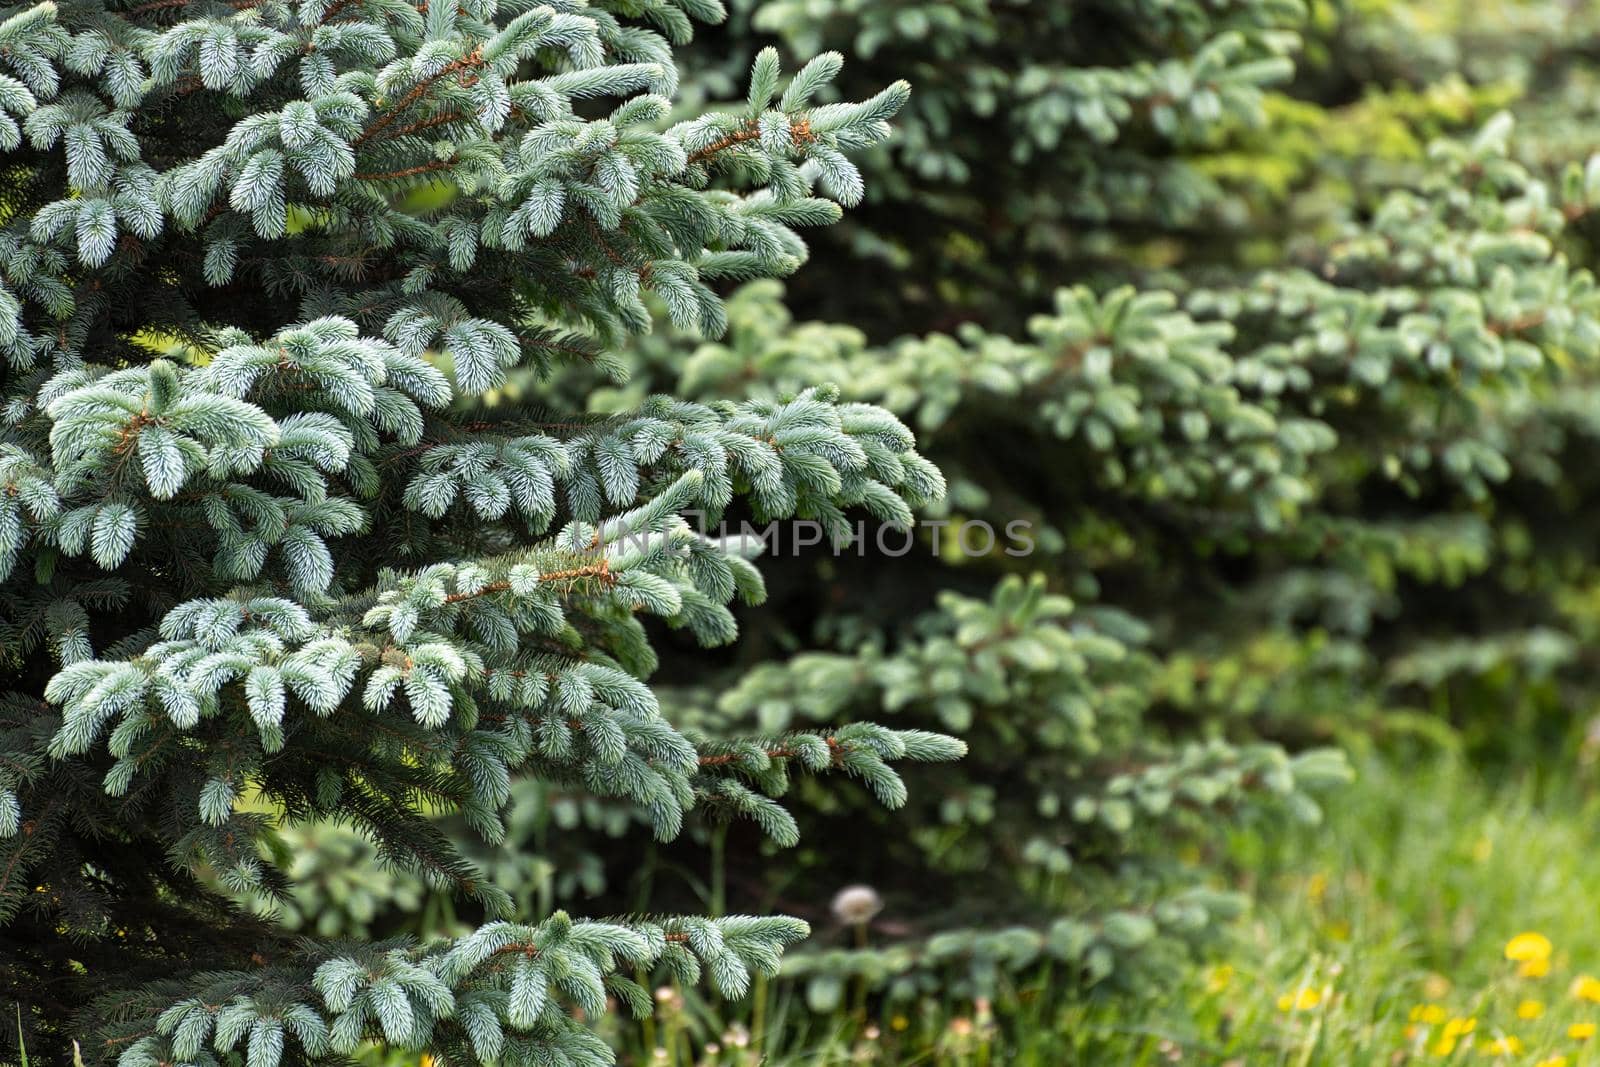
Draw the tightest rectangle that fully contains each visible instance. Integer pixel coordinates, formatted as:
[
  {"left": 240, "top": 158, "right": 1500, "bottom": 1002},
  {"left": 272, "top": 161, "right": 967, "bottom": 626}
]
[
  {"left": 1167, "top": 749, "right": 1600, "bottom": 1066},
  {"left": 616, "top": 746, "right": 1600, "bottom": 1065}
]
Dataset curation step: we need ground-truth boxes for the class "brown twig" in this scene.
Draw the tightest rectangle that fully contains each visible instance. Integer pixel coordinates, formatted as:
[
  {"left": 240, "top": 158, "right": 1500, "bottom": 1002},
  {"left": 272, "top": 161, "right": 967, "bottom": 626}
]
[
  {"left": 352, "top": 159, "right": 456, "bottom": 181},
  {"left": 489, "top": 930, "right": 692, "bottom": 961},
  {"left": 697, "top": 736, "right": 842, "bottom": 767},
  {"left": 686, "top": 117, "right": 814, "bottom": 166},
  {"left": 387, "top": 110, "right": 468, "bottom": 140},
  {"left": 355, "top": 48, "right": 484, "bottom": 146},
  {"left": 316, "top": 0, "right": 356, "bottom": 23},
  {"left": 439, "top": 559, "right": 614, "bottom": 604}
]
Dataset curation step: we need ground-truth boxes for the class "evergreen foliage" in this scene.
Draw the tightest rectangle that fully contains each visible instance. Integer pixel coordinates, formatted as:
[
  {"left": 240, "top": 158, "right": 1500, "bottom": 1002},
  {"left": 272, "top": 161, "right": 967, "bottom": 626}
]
[
  {"left": 0, "top": 0, "right": 965, "bottom": 1062},
  {"left": 420, "top": 0, "right": 1600, "bottom": 1021},
  {"left": 680, "top": 0, "right": 1309, "bottom": 334},
  {"left": 16, "top": 0, "right": 1600, "bottom": 1057}
]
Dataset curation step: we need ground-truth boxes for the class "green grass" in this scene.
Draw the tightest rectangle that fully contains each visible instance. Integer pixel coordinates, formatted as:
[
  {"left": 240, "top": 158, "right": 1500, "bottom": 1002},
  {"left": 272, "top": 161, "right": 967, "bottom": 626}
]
[
  {"left": 1179, "top": 749, "right": 1600, "bottom": 1066},
  {"left": 607, "top": 748, "right": 1600, "bottom": 1065},
  {"left": 1064, "top": 748, "right": 1600, "bottom": 1065}
]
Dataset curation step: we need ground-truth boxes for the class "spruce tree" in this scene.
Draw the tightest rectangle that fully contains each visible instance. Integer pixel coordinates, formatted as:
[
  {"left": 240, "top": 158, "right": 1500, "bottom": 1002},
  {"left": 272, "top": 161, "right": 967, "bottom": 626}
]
[
  {"left": 676, "top": 0, "right": 1309, "bottom": 336},
  {"left": 0, "top": 0, "right": 964, "bottom": 1061},
  {"left": 443, "top": 0, "right": 1600, "bottom": 1018}
]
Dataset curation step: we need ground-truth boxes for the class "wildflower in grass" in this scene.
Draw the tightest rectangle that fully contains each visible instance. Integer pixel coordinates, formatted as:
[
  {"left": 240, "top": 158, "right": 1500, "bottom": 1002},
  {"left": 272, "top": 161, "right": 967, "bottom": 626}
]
[
  {"left": 1572, "top": 975, "right": 1600, "bottom": 1002},
  {"left": 655, "top": 986, "right": 685, "bottom": 1014},
  {"left": 891, "top": 1015, "right": 910, "bottom": 1032},
  {"left": 1433, "top": 1017, "right": 1478, "bottom": 1053},
  {"left": 831, "top": 885, "right": 885, "bottom": 925},
  {"left": 1517, "top": 999, "right": 1546, "bottom": 1020},
  {"left": 1277, "top": 988, "right": 1322, "bottom": 1012},
  {"left": 1522, "top": 958, "right": 1553, "bottom": 978},
  {"left": 1205, "top": 964, "right": 1235, "bottom": 994},
  {"left": 1507, "top": 933, "right": 1554, "bottom": 963},
  {"left": 1535, "top": 1057, "right": 1569, "bottom": 1067},
  {"left": 1478, "top": 1034, "right": 1523, "bottom": 1055},
  {"left": 1569, "top": 1021, "right": 1597, "bottom": 1040},
  {"left": 1426, "top": 974, "right": 1454, "bottom": 999},
  {"left": 1411, "top": 1003, "right": 1449, "bottom": 1024}
]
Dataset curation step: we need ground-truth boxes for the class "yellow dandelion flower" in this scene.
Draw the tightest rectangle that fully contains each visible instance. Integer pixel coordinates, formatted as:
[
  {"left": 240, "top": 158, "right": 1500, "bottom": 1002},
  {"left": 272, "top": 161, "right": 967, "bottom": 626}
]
[
  {"left": 1277, "top": 988, "right": 1322, "bottom": 1012},
  {"left": 1442, "top": 1017, "right": 1477, "bottom": 1039},
  {"left": 1307, "top": 872, "right": 1328, "bottom": 902},
  {"left": 1515, "top": 999, "right": 1545, "bottom": 1019},
  {"left": 1574, "top": 975, "right": 1600, "bottom": 1003},
  {"left": 1535, "top": 1057, "right": 1569, "bottom": 1067},
  {"left": 1521, "top": 957, "right": 1552, "bottom": 978},
  {"left": 1478, "top": 1034, "right": 1522, "bottom": 1056},
  {"left": 1507, "top": 933, "right": 1554, "bottom": 963},
  {"left": 1569, "top": 1021, "right": 1597, "bottom": 1040},
  {"left": 1411, "top": 1003, "right": 1449, "bottom": 1025},
  {"left": 1205, "top": 964, "right": 1234, "bottom": 994},
  {"left": 1430, "top": 1036, "right": 1458, "bottom": 1057}
]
